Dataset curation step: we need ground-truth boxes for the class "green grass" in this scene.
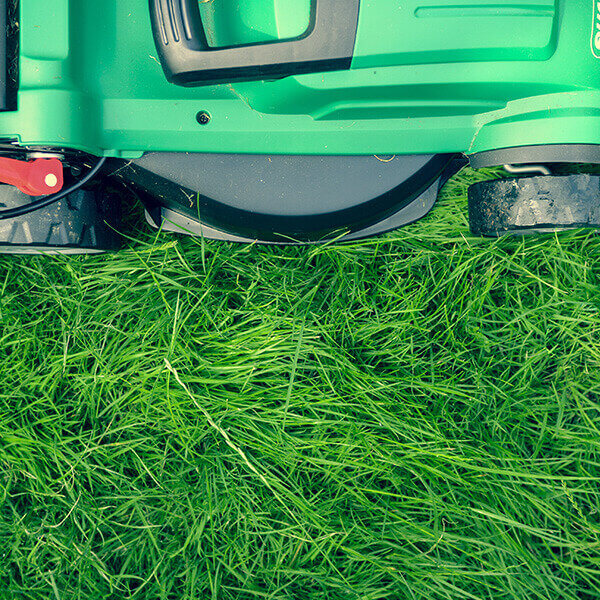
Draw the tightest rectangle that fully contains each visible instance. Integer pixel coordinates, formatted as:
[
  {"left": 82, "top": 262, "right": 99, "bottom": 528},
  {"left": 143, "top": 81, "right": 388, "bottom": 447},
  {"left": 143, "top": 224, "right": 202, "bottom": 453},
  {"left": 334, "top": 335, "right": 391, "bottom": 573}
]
[{"left": 2, "top": 167, "right": 600, "bottom": 599}]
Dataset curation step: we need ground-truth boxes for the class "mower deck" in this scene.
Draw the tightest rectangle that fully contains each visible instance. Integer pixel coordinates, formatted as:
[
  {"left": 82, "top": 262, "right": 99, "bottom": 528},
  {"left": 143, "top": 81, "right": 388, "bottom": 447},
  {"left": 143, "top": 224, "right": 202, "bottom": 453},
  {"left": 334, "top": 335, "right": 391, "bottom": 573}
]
[{"left": 3, "top": 1, "right": 600, "bottom": 158}]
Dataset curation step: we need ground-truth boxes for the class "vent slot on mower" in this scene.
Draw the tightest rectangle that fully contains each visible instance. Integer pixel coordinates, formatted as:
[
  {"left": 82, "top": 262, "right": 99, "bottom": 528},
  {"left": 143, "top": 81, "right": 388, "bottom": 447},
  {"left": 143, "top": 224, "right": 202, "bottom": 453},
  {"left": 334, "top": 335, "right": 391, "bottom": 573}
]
[{"left": 0, "top": 0, "right": 18, "bottom": 111}]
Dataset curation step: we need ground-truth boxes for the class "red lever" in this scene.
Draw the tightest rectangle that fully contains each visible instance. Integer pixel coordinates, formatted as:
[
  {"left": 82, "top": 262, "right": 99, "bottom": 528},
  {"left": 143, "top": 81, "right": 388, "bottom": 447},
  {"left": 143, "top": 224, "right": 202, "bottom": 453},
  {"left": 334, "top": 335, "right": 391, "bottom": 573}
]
[{"left": 0, "top": 157, "right": 64, "bottom": 196}]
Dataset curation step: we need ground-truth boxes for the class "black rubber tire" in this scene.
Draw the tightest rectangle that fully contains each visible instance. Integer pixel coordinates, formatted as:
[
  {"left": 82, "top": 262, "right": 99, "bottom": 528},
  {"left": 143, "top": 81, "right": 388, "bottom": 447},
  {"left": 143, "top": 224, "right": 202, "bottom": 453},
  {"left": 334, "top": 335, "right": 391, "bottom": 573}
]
[
  {"left": 0, "top": 184, "right": 124, "bottom": 254},
  {"left": 468, "top": 174, "right": 600, "bottom": 237}
]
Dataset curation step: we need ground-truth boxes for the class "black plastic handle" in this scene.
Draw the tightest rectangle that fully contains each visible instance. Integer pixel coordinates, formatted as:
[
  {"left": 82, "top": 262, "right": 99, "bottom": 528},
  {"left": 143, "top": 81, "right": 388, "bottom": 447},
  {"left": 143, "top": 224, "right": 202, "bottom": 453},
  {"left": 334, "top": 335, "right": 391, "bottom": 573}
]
[{"left": 149, "top": 0, "right": 360, "bottom": 87}]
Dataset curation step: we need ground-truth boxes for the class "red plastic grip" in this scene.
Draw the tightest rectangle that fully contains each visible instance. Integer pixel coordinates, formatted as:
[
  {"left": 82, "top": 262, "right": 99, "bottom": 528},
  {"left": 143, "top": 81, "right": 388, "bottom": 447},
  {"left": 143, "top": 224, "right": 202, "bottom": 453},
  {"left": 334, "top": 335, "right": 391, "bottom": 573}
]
[{"left": 0, "top": 157, "right": 64, "bottom": 196}]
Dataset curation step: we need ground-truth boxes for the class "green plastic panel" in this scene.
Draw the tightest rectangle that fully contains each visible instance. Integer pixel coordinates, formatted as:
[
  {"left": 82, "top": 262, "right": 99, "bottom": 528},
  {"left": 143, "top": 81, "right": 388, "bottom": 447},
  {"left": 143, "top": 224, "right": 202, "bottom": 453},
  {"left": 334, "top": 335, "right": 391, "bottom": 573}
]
[
  {"left": 352, "top": 0, "right": 558, "bottom": 68},
  {"left": 199, "top": 0, "right": 311, "bottom": 46},
  {"left": 2, "top": 1, "right": 600, "bottom": 158}
]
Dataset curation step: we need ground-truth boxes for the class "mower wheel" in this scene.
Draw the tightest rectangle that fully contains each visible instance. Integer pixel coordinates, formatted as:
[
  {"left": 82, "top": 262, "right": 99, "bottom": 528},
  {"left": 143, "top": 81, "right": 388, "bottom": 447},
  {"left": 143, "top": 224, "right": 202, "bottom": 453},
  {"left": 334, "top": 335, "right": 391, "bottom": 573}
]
[
  {"left": 0, "top": 184, "right": 124, "bottom": 254},
  {"left": 468, "top": 174, "right": 600, "bottom": 236}
]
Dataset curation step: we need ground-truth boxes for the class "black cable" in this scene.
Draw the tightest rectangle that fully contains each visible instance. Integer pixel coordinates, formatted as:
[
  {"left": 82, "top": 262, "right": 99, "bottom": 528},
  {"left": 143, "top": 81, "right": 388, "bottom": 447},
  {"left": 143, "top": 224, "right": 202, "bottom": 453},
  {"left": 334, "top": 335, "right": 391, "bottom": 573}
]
[{"left": 0, "top": 156, "right": 108, "bottom": 220}]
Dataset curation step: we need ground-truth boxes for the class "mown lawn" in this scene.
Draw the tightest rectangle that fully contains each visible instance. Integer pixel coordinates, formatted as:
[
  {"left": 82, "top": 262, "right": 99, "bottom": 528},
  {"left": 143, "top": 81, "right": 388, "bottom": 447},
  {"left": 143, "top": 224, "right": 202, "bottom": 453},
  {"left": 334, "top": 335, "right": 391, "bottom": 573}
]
[{"left": 1, "top": 168, "right": 600, "bottom": 599}]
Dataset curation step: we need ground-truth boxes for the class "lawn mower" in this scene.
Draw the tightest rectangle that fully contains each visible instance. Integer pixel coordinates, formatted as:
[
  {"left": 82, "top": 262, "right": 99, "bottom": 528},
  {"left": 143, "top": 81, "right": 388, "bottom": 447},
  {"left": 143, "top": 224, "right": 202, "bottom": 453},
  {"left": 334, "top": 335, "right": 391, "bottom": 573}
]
[{"left": 0, "top": 1, "right": 599, "bottom": 252}]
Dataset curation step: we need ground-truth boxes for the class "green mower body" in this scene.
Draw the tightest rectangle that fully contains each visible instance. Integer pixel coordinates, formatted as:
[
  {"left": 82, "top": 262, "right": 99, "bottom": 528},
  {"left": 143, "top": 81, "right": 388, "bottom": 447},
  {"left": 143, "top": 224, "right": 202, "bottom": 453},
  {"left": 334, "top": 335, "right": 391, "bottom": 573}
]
[
  {"left": 0, "top": 1, "right": 600, "bottom": 250},
  {"left": 7, "top": 0, "right": 599, "bottom": 157}
]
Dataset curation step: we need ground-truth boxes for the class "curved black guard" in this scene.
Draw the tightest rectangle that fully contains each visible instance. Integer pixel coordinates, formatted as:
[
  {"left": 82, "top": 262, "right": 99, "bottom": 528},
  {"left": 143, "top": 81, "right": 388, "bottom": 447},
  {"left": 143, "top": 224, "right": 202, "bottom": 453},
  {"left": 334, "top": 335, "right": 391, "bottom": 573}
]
[
  {"left": 116, "top": 153, "right": 455, "bottom": 243},
  {"left": 469, "top": 174, "right": 600, "bottom": 236},
  {"left": 149, "top": 0, "right": 360, "bottom": 86}
]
